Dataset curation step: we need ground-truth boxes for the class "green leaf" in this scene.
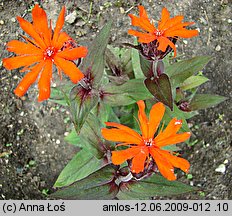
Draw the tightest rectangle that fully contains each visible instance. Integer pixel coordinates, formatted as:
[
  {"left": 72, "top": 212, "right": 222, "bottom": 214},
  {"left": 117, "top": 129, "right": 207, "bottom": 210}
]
[
  {"left": 189, "top": 94, "right": 227, "bottom": 111},
  {"left": 180, "top": 75, "right": 209, "bottom": 90},
  {"left": 93, "top": 102, "right": 111, "bottom": 124},
  {"left": 145, "top": 74, "right": 173, "bottom": 110},
  {"left": 105, "top": 47, "right": 130, "bottom": 85},
  {"left": 92, "top": 102, "right": 120, "bottom": 124},
  {"left": 117, "top": 173, "right": 196, "bottom": 200},
  {"left": 131, "top": 43, "right": 145, "bottom": 79},
  {"left": 139, "top": 54, "right": 152, "bottom": 77},
  {"left": 103, "top": 79, "right": 152, "bottom": 106},
  {"left": 163, "top": 104, "right": 198, "bottom": 133},
  {"left": 121, "top": 49, "right": 132, "bottom": 69},
  {"left": 79, "top": 113, "right": 109, "bottom": 159},
  {"left": 105, "top": 47, "right": 122, "bottom": 76},
  {"left": 51, "top": 165, "right": 118, "bottom": 200},
  {"left": 54, "top": 149, "right": 107, "bottom": 187},
  {"left": 49, "top": 85, "right": 72, "bottom": 106},
  {"left": 69, "top": 85, "right": 99, "bottom": 133},
  {"left": 81, "top": 21, "right": 112, "bottom": 87},
  {"left": 107, "top": 45, "right": 121, "bottom": 57},
  {"left": 166, "top": 56, "right": 212, "bottom": 88},
  {"left": 64, "top": 129, "right": 81, "bottom": 146}
]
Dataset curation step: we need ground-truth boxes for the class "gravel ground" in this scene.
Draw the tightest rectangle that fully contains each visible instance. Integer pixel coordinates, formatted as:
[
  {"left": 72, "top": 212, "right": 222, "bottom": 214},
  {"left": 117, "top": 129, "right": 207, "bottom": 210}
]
[{"left": 0, "top": 0, "right": 231, "bottom": 199}]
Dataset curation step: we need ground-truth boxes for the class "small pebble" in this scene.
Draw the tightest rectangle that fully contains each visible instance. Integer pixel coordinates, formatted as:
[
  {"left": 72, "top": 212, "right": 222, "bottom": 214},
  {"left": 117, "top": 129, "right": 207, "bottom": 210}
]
[
  {"left": 75, "top": 20, "right": 85, "bottom": 27},
  {"left": 120, "top": 7, "right": 125, "bottom": 14},
  {"left": 56, "top": 139, "right": 60, "bottom": 144},
  {"left": 228, "top": 19, "right": 232, "bottom": 24},
  {"left": 223, "top": 159, "right": 228, "bottom": 164},
  {"left": 21, "top": 96, "right": 26, "bottom": 101},
  {"left": 65, "top": 10, "right": 77, "bottom": 24},
  {"left": 215, "top": 164, "right": 226, "bottom": 174},
  {"left": 0, "top": 20, "right": 4, "bottom": 25},
  {"left": 199, "top": 17, "right": 207, "bottom": 25},
  {"left": 215, "top": 45, "right": 221, "bottom": 51},
  {"left": 11, "top": 18, "right": 16, "bottom": 22}
]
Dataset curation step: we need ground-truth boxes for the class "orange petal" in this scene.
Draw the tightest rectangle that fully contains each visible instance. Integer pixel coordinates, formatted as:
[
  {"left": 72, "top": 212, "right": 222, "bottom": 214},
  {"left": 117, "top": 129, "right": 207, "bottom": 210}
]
[
  {"left": 158, "top": 149, "right": 190, "bottom": 173},
  {"left": 20, "top": 35, "right": 39, "bottom": 48},
  {"left": 165, "top": 29, "right": 199, "bottom": 38},
  {"left": 17, "top": 16, "right": 46, "bottom": 49},
  {"left": 164, "top": 22, "right": 195, "bottom": 34},
  {"left": 156, "top": 118, "right": 183, "bottom": 139},
  {"left": 157, "top": 36, "right": 177, "bottom": 57},
  {"left": 38, "top": 60, "right": 53, "bottom": 101},
  {"left": 52, "top": 6, "right": 65, "bottom": 45},
  {"left": 105, "top": 122, "right": 142, "bottom": 143},
  {"left": 149, "top": 147, "right": 176, "bottom": 181},
  {"left": 154, "top": 118, "right": 191, "bottom": 146},
  {"left": 128, "top": 29, "right": 156, "bottom": 43},
  {"left": 53, "top": 56, "right": 84, "bottom": 83},
  {"left": 137, "top": 100, "right": 149, "bottom": 139},
  {"left": 101, "top": 128, "right": 142, "bottom": 145},
  {"left": 128, "top": 13, "right": 155, "bottom": 33},
  {"left": 148, "top": 102, "right": 165, "bottom": 138},
  {"left": 6, "top": 40, "right": 42, "bottom": 55},
  {"left": 56, "top": 46, "right": 88, "bottom": 60},
  {"left": 3, "top": 55, "right": 43, "bottom": 70},
  {"left": 55, "top": 32, "right": 72, "bottom": 50},
  {"left": 138, "top": 5, "right": 149, "bottom": 20},
  {"left": 14, "top": 62, "right": 44, "bottom": 97},
  {"left": 32, "top": 4, "right": 51, "bottom": 46},
  {"left": 158, "top": 7, "right": 170, "bottom": 29},
  {"left": 160, "top": 15, "right": 184, "bottom": 30},
  {"left": 111, "top": 147, "right": 142, "bottom": 165},
  {"left": 155, "top": 132, "right": 191, "bottom": 147},
  {"left": 131, "top": 147, "right": 149, "bottom": 173}
]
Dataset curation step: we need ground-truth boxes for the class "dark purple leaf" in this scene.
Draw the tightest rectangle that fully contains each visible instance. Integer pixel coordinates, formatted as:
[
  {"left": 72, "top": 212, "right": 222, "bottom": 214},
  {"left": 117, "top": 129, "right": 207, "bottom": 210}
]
[{"left": 145, "top": 74, "right": 173, "bottom": 110}]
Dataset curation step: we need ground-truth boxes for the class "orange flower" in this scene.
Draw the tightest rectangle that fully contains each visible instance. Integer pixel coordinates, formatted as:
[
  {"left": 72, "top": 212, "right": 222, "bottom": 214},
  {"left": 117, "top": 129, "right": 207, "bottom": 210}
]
[
  {"left": 3, "top": 4, "right": 88, "bottom": 101},
  {"left": 128, "top": 6, "right": 199, "bottom": 57},
  {"left": 102, "top": 100, "right": 191, "bottom": 181}
]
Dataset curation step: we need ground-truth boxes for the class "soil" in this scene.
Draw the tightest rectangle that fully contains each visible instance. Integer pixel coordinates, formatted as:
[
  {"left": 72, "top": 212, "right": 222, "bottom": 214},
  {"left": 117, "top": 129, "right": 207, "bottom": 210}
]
[{"left": 0, "top": 0, "right": 231, "bottom": 199}]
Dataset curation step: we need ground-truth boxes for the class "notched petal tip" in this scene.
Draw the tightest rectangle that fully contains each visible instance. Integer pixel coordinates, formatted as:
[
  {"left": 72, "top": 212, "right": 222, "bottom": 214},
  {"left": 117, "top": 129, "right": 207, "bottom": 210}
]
[
  {"left": 166, "top": 174, "right": 177, "bottom": 181},
  {"left": 32, "top": 4, "right": 40, "bottom": 11},
  {"left": 38, "top": 88, "right": 50, "bottom": 102},
  {"left": 2, "top": 58, "right": 9, "bottom": 69},
  {"left": 174, "top": 120, "right": 182, "bottom": 125},
  {"left": 136, "top": 100, "right": 145, "bottom": 108}
]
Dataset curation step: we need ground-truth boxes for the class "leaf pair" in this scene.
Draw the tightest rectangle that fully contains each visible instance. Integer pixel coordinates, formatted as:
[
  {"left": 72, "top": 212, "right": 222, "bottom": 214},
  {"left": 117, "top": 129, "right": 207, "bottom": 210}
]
[
  {"left": 140, "top": 53, "right": 226, "bottom": 112},
  {"left": 54, "top": 113, "right": 112, "bottom": 188},
  {"left": 52, "top": 165, "right": 196, "bottom": 200},
  {"left": 69, "top": 21, "right": 112, "bottom": 133}
]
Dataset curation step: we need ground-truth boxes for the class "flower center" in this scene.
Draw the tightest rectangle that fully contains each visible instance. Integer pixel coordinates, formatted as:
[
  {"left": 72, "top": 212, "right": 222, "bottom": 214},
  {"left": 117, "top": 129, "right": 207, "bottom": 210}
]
[
  {"left": 144, "top": 138, "right": 154, "bottom": 147},
  {"left": 155, "top": 30, "right": 163, "bottom": 37},
  {"left": 44, "top": 46, "right": 56, "bottom": 60}
]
